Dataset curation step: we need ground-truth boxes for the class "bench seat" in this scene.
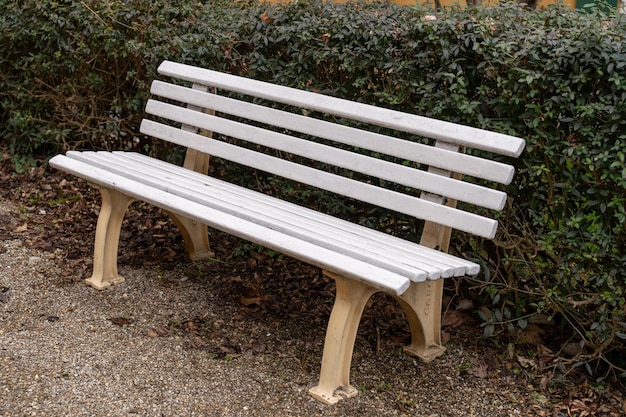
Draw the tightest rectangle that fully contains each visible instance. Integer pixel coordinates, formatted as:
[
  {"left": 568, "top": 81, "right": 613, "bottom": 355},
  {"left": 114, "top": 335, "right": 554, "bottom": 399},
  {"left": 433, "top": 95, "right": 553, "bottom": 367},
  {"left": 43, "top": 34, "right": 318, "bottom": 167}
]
[{"left": 52, "top": 150, "right": 479, "bottom": 296}]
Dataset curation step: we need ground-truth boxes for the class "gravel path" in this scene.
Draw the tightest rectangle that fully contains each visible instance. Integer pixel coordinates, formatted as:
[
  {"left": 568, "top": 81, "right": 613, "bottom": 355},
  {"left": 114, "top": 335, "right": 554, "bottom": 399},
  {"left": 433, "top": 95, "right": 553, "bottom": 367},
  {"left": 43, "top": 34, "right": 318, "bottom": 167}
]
[{"left": 0, "top": 198, "right": 530, "bottom": 416}]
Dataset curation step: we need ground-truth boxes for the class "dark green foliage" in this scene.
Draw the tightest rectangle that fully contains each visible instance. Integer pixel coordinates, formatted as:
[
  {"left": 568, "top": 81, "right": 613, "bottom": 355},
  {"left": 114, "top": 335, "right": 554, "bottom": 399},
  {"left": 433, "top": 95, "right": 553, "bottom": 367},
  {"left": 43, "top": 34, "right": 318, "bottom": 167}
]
[
  {"left": 0, "top": 0, "right": 231, "bottom": 156},
  {"left": 1, "top": 0, "right": 625, "bottom": 379}
]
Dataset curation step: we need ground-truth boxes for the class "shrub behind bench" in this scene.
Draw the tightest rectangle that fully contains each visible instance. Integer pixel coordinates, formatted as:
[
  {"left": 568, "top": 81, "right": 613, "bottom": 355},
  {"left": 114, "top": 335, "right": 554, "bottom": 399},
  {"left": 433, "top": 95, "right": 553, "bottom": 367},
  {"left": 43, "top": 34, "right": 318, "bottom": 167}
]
[{"left": 1, "top": 0, "right": 624, "bottom": 379}]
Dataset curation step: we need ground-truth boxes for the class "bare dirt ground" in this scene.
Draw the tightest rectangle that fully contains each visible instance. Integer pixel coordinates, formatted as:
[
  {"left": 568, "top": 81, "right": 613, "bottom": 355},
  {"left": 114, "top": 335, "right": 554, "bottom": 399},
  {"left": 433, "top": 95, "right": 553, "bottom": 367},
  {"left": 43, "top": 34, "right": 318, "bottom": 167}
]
[{"left": 1, "top": 157, "right": 624, "bottom": 416}]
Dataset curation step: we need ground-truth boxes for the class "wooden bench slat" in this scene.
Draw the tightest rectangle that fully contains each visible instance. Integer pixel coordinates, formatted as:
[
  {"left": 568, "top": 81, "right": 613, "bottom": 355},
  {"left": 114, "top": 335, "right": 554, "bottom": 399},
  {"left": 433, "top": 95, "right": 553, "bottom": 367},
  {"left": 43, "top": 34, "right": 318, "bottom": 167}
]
[
  {"left": 141, "top": 119, "right": 499, "bottom": 239},
  {"left": 145, "top": 99, "right": 507, "bottom": 210},
  {"left": 157, "top": 61, "right": 525, "bottom": 158},
  {"left": 151, "top": 80, "right": 516, "bottom": 185},
  {"left": 49, "top": 154, "right": 412, "bottom": 295},
  {"left": 69, "top": 151, "right": 478, "bottom": 280}
]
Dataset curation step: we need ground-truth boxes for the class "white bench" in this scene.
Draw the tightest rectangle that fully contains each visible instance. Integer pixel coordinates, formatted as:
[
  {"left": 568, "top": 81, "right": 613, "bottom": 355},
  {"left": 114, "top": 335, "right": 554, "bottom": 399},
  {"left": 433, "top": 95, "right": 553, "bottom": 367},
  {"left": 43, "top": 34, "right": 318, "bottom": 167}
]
[{"left": 49, "top": 61, "right": 525, "bottom": 405}]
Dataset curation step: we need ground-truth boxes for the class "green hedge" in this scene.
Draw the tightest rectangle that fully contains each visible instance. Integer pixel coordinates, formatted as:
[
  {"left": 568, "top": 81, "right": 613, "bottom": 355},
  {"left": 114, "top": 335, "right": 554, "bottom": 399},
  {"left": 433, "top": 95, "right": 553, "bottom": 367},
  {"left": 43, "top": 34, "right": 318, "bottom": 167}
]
[{"left": 1, "top": 0, "right": 625, "bottom": 380}]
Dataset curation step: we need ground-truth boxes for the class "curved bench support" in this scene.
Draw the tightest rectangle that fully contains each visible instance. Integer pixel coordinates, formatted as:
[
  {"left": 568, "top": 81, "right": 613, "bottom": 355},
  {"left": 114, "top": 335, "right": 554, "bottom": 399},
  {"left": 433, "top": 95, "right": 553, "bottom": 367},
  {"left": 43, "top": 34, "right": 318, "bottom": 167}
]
[
  {"left": 396, "top": 215, "right": 453, "bottom": 361},
  {"left": 309, "top": 271, "right": 378, "bottom": 405},
  {"left": 169, "top": 133, "right": 214, "bottom": 261},
  {"left": 395, "top": 280, "right": 446, "bottom": 362},
  {"left": 167, "top": 213, "right": 214, "bottom": 260},
  {"left": 86, "top": 187, "right": 135, "bottom": 290},
  {"left": 310, "top": 271, "right": 447, "bottom": 405}
]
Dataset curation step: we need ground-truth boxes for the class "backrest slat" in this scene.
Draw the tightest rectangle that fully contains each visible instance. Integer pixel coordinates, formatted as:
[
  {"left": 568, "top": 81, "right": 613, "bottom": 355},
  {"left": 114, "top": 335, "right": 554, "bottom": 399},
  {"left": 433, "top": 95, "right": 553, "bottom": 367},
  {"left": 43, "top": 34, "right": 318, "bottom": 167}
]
[
  {"left": 151, "top": 80, "right": 516, "bottom": 185},
  {"left": 145, "top": 99, "right": 507, "bottom": 211},
  {"left": 140, "top": 119, "right": 499, "bottom": 238},
  {"left": 157, "top": 61, "right": 525, "bottom": 157}
]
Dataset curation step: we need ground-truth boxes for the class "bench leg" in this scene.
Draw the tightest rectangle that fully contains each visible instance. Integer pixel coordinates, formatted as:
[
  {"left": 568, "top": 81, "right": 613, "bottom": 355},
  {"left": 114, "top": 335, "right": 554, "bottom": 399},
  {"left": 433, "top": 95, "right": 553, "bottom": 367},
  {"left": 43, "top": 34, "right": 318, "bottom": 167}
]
[
  {"left": 167, "top": 213, "right": 214, "bottom": 260},
  {"left": 394, "top": 280, "right": 447, "bottom": 362},
  {"left": 309, "top": 271, "right": 377, "bottom": 405},
  {"left": 86, "top": 187, "right": 135, "bottom": 290}
]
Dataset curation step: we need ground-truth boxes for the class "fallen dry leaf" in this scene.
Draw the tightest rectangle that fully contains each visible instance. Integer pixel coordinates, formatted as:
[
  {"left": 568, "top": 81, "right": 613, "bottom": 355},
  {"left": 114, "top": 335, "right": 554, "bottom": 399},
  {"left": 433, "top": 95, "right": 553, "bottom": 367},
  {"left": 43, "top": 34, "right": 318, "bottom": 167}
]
[
  {"left": 240, "top": 295, "right": 262, "bottom": 306},
  {"left": 472, "top": 362, "right": 489, "bottom": 378},
  {"left": 152, "top": 326, "right": 172, "bottom": 337},
  {"left": 109, "top": 317, "right": 131, "bottom": 326},
  {"left": 442, "top": 310, "right": 464, "bottom": 328},
  {"left": 517, "top": 355, "right": 537, "bottom": 370},
  {"left": 260, "top": 11, "right": 273, "bottom": 24},
  {"left": 455, "top": 299, "right": 474, "bottom": 311}
]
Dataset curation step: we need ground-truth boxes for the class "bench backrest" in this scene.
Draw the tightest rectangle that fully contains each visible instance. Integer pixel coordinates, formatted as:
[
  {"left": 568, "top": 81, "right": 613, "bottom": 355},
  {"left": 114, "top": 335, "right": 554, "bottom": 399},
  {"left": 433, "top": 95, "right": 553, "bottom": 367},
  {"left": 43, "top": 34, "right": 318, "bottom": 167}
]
[{"left": 141, "top": 61, "right": 525, "bottom": 240}]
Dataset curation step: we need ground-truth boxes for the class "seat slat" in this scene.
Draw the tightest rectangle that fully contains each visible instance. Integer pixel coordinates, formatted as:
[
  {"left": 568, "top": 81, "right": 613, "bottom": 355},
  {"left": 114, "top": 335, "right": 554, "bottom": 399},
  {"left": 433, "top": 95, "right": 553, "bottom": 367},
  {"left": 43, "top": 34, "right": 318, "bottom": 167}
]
[
  {"left": 49, "top": 154, "right": 412, "bottom": 295},
  {"left": 140, "top": 119, "right": 499, "bottom": 239},
  {"left": 151, "top": 80, "right": 516, "bottom": 185},
  {"left": 68, "top": 151, "right": 478, "bottom": 279},
  {"left": 145, "top": 99, "right": 506, "bottom": 210},
  {"left": 157, "top": 61, "right": 525, "bottom": 157}
]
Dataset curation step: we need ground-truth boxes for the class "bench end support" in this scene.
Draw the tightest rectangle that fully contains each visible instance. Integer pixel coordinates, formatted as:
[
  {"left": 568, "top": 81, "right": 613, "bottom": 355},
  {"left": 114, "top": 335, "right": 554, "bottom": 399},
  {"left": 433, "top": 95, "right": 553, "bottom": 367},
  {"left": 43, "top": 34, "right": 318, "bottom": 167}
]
[
  {"left": 309, "top": 271, "right": 377, "bottom": 405},
  {"left": 87, "top": 187, "right": 135, "bottom": 290},
  {"left": 167, "top": 213, "right": 214, "bottom": 260},
  {"left": 394, "top": 280, "right": 447, "bottom": 363}
]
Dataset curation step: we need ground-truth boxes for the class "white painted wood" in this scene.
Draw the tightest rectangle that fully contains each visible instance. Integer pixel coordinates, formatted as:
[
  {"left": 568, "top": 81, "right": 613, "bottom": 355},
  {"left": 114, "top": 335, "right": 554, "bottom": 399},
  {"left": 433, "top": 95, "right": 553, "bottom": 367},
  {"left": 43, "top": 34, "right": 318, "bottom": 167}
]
[
  {"left": 66, "top": 151, "right": 479, "bottom": 280},
  {"left": 145, "top": 99, "right": 507, "bottom": 210},
  {"left": 49, "top": 154, "right": 411, "bottom": 295},
  {"left": 140, "top": 119, "right": 499, "bottom": 239},
  {"left": 151, "top": 80, "right": 516, "bottom": 185},
  {"left": 157, "top": 61, "right": 526, "bottom": 157}
]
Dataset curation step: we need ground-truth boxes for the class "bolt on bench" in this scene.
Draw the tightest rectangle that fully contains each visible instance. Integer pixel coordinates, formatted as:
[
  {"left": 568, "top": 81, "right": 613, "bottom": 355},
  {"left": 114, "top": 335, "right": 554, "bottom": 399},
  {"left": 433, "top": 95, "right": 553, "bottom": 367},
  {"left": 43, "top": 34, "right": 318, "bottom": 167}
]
[{"left": 49, "top": 61, "right": 525, "bottom": 405}]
